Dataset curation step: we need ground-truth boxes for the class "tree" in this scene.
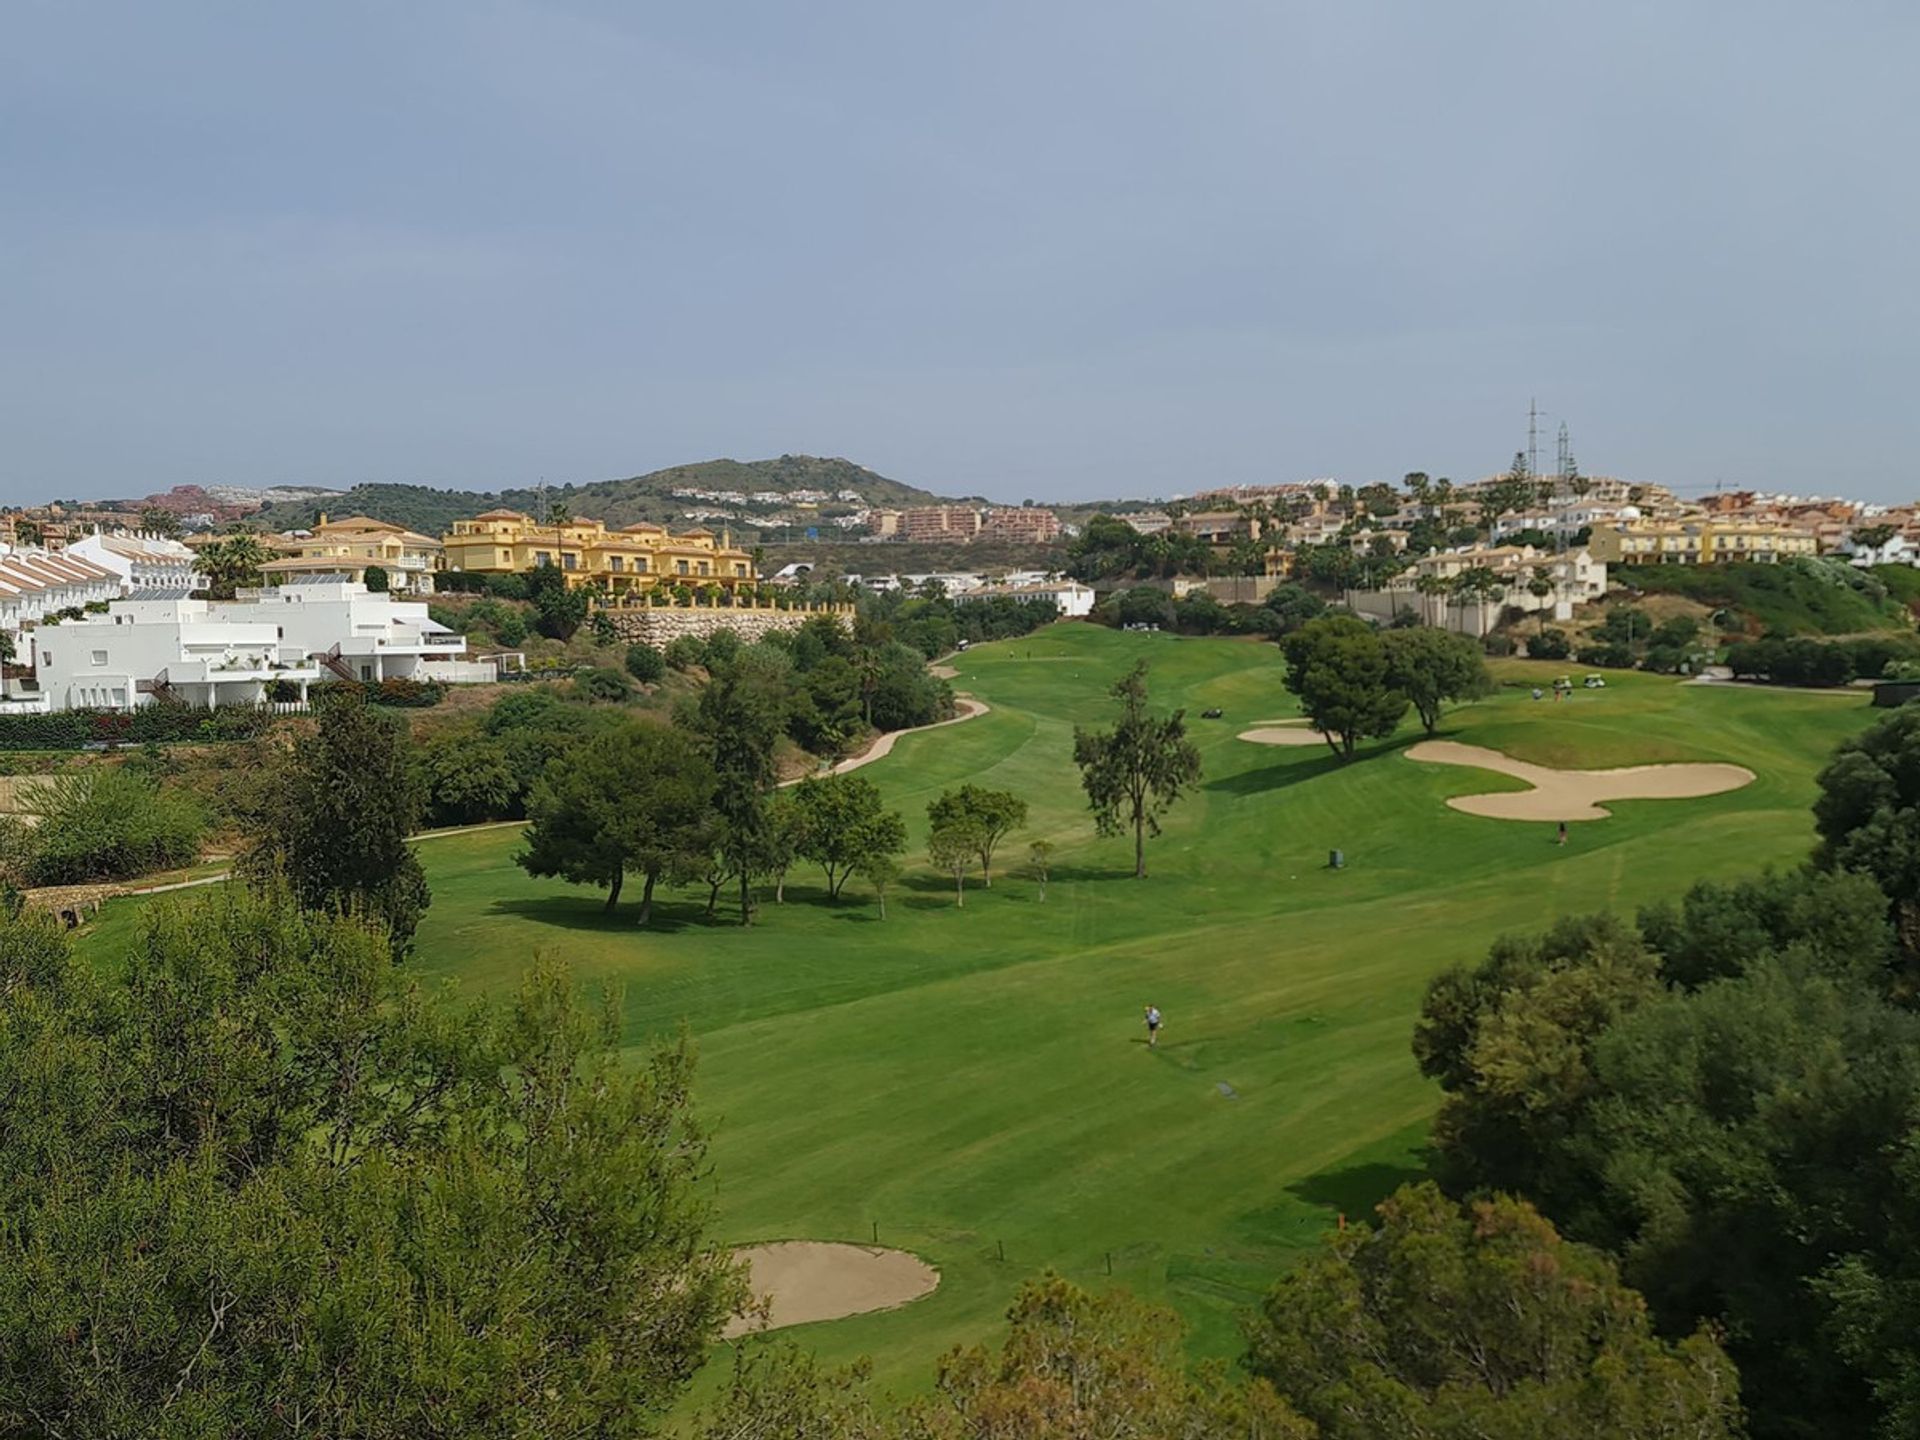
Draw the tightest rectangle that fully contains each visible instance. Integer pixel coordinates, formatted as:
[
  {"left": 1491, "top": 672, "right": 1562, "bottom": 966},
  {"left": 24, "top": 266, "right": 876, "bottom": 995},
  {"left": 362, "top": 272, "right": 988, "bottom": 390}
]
[
  {"left": 362, "top": 563, "right": 390, "bottom": 593},
  {"left": 415, "top": 731, "right": 520, "bottom": 827},
  {"left": 1381, "top": 626, "right": 1492, "bottom": 736},
  {"left": 239, "top": 694, "right": 431, "bottom": 953},
  {"left": 699, "top": 1276, "right": 1308, "bottom": 1439},
  {"left": 1527, "top": 563, "right": 1555, "bottom": 630},
  {"left": 694, "top": 663, "right": 784, "bottom": 924},
  {"left": 857, "top": 852, "right": 900, "bottom": 919},
  {"left": 574, "top": 665, "right": 632, "bottom": 703},
  {"left": 138, "top": 503, "right": 183, "bottom": 537},
  {"left": 764, "top": 790, "right": 804, "bottom": 904},
  {"left": 524, "top": 561, "right": 589, "bottom": 640},
  {"left": 12, "top": 518, "right": 43, "bottom": 547},
  {"left": 1281, "top": 615, "right": 1409, "bottom": 759},
  {"left": 1028, "top": 839, "right": 1054, "bottom": 903},
  {"left": 199, "top": 534, "right": 271, "bottom": 600},
  {"left": 519, "top": 722, "right": 715, "bottom": 923},
  {"left": 1814, "top": 706, "right": 1920, "bottom": 985},
  {"left": 0, "top": 887, "right": 743, "bottom": 1437},
  {"left": 625, "top": 642, "right": 666, "bottom": 684},
  {"left": 926, "top": 785, "right": 1027, "bottom": 887},
  {"left": 1245, "top": 1183, "right": 1742, "bottom": 1440},
  {"left": 928, "top": 818, "right": 979, "bottom": 906},
  {"left": 791, "top": 774, "right": 907, "bottom": 899},
  {"left": 1072, "top": 662, "right": 1202, "bottom": 879}
]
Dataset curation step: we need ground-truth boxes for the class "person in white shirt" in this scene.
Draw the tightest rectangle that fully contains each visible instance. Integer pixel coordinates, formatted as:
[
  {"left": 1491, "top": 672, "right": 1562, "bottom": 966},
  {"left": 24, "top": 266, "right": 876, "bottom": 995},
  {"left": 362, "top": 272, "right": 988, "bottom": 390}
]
[{"left": 1143, "top": 1004, "right": 1162, "bottom": 1049}]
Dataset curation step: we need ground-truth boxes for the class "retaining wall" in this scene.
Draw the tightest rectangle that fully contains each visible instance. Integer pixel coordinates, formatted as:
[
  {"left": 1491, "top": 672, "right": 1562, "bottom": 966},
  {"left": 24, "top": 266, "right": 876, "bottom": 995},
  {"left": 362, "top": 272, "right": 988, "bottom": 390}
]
[{"left": 601, "top": 604, "right": 851, "bottom": 648}]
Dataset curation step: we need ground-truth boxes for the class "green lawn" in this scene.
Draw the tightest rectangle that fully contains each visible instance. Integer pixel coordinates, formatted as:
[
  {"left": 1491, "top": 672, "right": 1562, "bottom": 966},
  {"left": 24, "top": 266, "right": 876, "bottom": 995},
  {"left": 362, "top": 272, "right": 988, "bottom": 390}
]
[{"left": 73, "top": 625, "right": 1879, "bottom": 1398}]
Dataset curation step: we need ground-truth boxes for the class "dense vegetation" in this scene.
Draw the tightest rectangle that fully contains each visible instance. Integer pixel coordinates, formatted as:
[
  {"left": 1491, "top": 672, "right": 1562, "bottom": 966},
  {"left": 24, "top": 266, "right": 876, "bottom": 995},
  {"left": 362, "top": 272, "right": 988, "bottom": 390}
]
[
  {"left": 1623, "top": 556, "right": 1910, "bottom": 635},
  {"left": 1413, "top": 703, "right": 1920, "bottom": 1438}
]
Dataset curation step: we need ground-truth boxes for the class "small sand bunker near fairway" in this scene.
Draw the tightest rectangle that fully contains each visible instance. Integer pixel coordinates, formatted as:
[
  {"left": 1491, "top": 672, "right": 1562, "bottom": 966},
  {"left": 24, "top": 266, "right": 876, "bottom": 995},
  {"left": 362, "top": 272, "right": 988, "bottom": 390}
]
[
  {"left": 1238, "top": 719, "right": 1329, "bottom": 748},
  {"left": 1406, "top": 740, "right": 1755, "bottom": 822},
  {"left": 722, "top": 1242, "right": 940, "bottom": 1337}
]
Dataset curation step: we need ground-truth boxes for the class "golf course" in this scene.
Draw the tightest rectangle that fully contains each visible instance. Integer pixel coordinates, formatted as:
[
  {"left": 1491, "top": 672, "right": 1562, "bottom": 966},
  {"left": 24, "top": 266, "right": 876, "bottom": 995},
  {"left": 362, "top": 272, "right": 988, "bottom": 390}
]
[{"left": 76, "top": 624, "right": 1882, "bottom": 1394}]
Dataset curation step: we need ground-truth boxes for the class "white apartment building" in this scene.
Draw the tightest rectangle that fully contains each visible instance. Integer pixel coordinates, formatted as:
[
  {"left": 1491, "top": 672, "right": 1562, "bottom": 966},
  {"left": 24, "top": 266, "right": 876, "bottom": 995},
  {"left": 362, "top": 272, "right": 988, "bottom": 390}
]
[
  {"left": 28, "top": 578, "right": 473, "bottom": 712},
  {"left": 1342, "top": 545, "right": 1609, "bottom": 637},
  {"left": 223, "top": 577, "right": 468, "bottom": 682},
  {"left": 1490, "top": 504, "right": 1625, "bottom": 542},
  {"left": 33, "top": 592, "right": 323, "bottom": 711},
  {"left": 66, "top": 530, "right": 205, "bottom": 593},
  {"left": 952, "top": 578, "right": 1095, "bottom": 617}
]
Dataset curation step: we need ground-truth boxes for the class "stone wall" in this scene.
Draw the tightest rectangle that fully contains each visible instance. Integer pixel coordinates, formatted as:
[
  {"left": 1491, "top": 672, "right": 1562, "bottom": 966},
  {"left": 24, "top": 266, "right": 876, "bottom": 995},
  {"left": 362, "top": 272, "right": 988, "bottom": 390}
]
[{"left": 601, "top": 603, "right": 851, "bottom": 649}]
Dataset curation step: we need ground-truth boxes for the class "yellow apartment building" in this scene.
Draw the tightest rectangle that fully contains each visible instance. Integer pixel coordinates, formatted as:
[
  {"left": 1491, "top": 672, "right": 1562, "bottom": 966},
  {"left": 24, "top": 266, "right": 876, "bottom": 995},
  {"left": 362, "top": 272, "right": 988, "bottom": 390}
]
[
  {"left": 259, "top": 514, "right": 443, "bottom": 592},
  {"left": 1588, "top": 518, "right": 1818, "bottom": 566},
  {"left": 441, "top": 510, "right": 755, "bottom": 592}
]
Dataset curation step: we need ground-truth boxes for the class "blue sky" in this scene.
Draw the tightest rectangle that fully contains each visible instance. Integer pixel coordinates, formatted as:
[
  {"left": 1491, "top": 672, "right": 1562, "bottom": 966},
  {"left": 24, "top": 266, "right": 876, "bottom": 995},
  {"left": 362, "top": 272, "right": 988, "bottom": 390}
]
[{"left": 4, "top": 1, "right": 1917, "bottom": 503}]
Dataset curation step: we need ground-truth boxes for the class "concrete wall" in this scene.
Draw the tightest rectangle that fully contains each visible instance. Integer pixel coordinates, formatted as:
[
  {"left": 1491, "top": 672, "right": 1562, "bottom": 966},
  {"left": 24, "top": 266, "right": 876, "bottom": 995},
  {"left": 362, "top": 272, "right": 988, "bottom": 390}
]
[{"left": 602, "top": 603, "right": 851, "bottom": 648}]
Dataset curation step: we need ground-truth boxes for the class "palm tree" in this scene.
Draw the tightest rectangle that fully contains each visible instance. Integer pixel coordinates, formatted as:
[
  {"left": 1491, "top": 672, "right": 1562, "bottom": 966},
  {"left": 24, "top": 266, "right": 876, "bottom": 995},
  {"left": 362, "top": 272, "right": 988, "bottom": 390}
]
[
  {"left": 1527, "top": 565, "right": 1555, "bottom": 633},
  {"left": 202, "top": 534, "right": 271, "bottom": 599}
]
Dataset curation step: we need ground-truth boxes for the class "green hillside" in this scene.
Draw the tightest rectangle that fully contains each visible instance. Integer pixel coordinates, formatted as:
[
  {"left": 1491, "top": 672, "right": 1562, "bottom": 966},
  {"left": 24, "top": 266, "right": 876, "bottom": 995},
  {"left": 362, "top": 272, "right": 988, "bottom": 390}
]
[
  {"left": 247, "top": 455, "right": 948, "bottom": 537},
  {"left": 1617, "top": 556, "right": 1914, "bottom": 636}
]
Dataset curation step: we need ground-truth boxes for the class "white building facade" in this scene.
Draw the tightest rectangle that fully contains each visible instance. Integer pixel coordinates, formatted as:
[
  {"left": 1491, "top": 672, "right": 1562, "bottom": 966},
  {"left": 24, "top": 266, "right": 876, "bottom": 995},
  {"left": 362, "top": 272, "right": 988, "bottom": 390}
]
[
  {"left": 66, "top": 531, "right": 205, "bottom": 593},
  {"left": 223, "top": 578, "right": 468, "bottom": 682}
]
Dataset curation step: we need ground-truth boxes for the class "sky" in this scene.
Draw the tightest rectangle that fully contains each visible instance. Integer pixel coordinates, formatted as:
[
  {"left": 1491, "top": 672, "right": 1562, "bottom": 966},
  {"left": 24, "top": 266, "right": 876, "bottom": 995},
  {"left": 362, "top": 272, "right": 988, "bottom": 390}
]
[{"left": 4, "top": 1, "right": 1918, "bottom": 505}]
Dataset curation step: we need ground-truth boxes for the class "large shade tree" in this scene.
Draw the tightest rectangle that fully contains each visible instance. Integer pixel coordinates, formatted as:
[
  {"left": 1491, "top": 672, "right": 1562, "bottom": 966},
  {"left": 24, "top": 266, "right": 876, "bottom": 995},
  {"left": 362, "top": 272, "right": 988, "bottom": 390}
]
[
  {"left": 518, "top": 721, "right": 716, "bottom": 922},
  {"left": 1281, "top": 615, "right": 1408, "bottom": 759}
]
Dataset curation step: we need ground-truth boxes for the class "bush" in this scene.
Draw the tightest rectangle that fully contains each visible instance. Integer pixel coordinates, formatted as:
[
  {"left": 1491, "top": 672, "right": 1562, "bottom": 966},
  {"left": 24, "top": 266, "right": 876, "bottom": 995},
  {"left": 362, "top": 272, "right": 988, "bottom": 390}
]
[
  {"left": 1579, "top": 642, "right": 1636, "bottom": 669},
  {"left": 574, "top": 666, "right": 632, "bottom": 703},
  {"left": 624, "top": 643, "right": 665, "bottom": 684},
  {"left": 0, "top": 705, "right": 274, "bottom": 752},
  {"left": 1481, "top": 633, "right": 1515, "bottom": 657},
  {"left": 316, "top": 677, "right": 446, "bottom": 708},
  {"left": 1529, "top": 627, "right": 1572, "bottom": 660},
  {"left": 24, "top": 767, "right": 206, "bottom": 884},
  {"left": 664, "top": 635, "right": 708, "bottom": 672},
  {"left": 363, "top": 564, "right": 389, "bottom": 593}
]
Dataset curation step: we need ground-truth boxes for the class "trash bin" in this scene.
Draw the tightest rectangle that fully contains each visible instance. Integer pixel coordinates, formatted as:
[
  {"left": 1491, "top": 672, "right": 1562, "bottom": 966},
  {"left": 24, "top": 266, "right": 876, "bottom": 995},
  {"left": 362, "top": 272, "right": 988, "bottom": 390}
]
[{"left": 1328, "top": 849, "right": 1345, "bottom": 870}]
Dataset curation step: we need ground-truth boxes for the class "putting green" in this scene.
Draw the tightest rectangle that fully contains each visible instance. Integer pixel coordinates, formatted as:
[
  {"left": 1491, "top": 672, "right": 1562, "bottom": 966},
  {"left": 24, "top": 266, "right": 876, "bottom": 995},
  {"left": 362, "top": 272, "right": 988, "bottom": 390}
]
[{"left": 71, "top": 627, "right": 1880, "bottom": 1397}]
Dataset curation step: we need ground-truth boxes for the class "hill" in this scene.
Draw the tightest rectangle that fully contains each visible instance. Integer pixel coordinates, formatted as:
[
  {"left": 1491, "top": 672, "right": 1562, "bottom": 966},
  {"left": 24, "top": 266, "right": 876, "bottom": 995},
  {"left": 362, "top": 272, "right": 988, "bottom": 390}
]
[
  {"left": 246, "top": 455, "right": 948, "bottom": 537},
  {"left": 1615, "top": 557, "right": 1915, "bottom": 636}
]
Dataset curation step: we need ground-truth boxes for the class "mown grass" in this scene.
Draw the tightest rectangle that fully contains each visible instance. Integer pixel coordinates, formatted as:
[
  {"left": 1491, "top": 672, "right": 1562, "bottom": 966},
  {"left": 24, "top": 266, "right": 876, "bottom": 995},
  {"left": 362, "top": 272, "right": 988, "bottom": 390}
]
[{"left": 74, "top": 625, "right": 1879, "bottom": 1398}]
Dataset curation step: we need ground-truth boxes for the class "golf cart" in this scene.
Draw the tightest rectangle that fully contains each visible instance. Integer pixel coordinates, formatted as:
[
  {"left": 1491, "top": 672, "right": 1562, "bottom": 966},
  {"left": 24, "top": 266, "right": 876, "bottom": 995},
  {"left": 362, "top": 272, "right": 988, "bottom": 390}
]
[
  {"left": 1201, "top": 707, "right": 1224, "bottom": 719},
  {"left": 1582, "top": 674, "right": 1607, "bottom": 689}
]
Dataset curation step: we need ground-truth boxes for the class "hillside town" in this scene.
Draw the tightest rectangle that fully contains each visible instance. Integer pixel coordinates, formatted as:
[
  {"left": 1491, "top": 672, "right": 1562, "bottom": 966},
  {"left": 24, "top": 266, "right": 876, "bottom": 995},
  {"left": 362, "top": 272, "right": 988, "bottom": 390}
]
[{"left": 1, "top": 463, "right": 1916, "bottom": 714}]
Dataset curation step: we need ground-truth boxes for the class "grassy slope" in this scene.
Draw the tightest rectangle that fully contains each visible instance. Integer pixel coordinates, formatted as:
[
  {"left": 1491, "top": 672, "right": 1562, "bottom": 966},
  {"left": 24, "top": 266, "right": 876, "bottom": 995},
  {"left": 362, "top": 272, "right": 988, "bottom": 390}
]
[
  {"left": 74, "top": 627, "right": 1878, "bottom": 1397},
  {"left": 1620, "top": 560, "right": 1909, "bottom": 635}
]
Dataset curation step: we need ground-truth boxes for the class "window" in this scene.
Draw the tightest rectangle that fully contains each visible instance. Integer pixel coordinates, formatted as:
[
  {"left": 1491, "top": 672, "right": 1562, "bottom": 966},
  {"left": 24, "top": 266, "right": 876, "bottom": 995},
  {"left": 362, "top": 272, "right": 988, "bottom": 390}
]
[
  {"left": 635, "top": 557, "right": 648, "bottom": 572},
  {"left": 91, "top": 649, "right": 108, "bottom": 665},
  {"left": 39, "top": 650, "right": 50, "bottom": 665},
  {"left": 676, "top": 560, "right": 689, "bottom": 575},
  {"left": 534, "top": 551, "right": 553, "bottom": 566},
  {"left": 562, "top": 553, "right": 577, "bottom": 570},
  {"left": 698, "top": 563, "right": 710, "bottom": 576},
  {"left": 499, "top": 550, "right": 511, "bottom": 564},
  {"left": 609, "top": 556, "right": 624, "bottom": 572}
]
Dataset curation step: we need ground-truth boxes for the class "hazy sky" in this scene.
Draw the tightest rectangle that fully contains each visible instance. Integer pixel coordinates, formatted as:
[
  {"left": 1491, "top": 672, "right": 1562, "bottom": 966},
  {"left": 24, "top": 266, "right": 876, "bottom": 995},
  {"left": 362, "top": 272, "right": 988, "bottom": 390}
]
[{"left": 5, "top": 2, "right": 1918, "bottom": 504}]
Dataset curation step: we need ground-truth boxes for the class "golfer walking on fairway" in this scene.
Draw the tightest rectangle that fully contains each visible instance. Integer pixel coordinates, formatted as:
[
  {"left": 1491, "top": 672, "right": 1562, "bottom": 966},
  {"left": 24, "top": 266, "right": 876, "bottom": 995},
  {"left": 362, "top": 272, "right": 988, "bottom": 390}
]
[{"left": 1144, "top": 1004, "right": 1162, "bottom": 1049}]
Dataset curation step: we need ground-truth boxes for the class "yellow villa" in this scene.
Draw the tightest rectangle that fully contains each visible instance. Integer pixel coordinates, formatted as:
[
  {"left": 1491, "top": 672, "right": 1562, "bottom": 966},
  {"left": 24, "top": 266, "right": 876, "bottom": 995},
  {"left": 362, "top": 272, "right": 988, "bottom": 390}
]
[
  {"left": 441, "top": 510, "right": 756, "bottom": 593},
  {"left": 259, "top": 514, "right": 444, "bottom": 593}
]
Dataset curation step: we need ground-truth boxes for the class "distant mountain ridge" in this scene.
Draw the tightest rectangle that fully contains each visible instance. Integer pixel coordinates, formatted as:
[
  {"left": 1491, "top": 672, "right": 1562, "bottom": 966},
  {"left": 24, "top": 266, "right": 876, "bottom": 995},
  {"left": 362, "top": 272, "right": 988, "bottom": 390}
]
[{"left": 247, "top": 455, "right": 954, "bottom": 536}]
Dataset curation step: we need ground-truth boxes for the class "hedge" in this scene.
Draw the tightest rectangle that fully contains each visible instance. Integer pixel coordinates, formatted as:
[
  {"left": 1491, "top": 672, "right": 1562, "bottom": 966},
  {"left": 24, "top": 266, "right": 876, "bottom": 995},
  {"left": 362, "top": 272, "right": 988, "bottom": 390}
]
[
  {"left": 316, "top": 677, "right": 447, "bottom": 708},
  {"left": 0, "top": 705, "right": 276, "bottom": 752}
]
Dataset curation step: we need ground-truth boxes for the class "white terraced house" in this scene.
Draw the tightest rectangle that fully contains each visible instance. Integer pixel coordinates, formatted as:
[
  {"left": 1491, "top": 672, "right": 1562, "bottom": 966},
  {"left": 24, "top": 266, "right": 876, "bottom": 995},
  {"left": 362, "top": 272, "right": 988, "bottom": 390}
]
[
  {"left": 0, "top": 546, "right": 119, "bottom": 631},
  {"left": 66, "top": 529, "right": 205, "bottom": 593},
  {"left": 27, "top": 578, "right": 475, "bottom": 712}
]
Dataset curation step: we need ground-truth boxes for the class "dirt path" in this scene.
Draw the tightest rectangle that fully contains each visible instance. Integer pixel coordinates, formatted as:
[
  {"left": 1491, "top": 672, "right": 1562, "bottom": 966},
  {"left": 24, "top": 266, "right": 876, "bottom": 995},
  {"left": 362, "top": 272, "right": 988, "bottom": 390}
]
[
  {"left": 1406, "top": 739, "right": 1755, "bottom": 821},
  {"left": 787, "top": 696, "right": 990, "bottom": 783},
  {"left": 722, "top": 1242, "right": 939, "bottom": 1338}
]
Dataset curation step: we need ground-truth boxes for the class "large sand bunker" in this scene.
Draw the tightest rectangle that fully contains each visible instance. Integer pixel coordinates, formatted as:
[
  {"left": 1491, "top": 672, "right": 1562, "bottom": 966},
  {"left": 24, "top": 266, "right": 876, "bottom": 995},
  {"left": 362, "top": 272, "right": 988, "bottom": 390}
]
[
  {"left": 1238, "top": 719, "right": 1328, "bottom": 748},
  {"left": 722, "top": 1242, "right": 940, "bottom": 1337},
  {"left": 1406, "top": 740, "right": 1755, "bottom": 821}
]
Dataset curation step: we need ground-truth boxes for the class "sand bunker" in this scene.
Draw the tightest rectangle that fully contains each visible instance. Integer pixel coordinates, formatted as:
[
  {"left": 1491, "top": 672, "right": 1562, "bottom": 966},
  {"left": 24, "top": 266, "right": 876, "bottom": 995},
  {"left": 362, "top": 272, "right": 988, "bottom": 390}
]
[
  {"left": 1238, "top": 719, "right": 1328, "bottom": 748},
  {"left": 1407, "top": 740, "right": 1754, "bottom": 822},
  {"left": 723, "top": 1242, "right": 939, "bottom": 1337}
]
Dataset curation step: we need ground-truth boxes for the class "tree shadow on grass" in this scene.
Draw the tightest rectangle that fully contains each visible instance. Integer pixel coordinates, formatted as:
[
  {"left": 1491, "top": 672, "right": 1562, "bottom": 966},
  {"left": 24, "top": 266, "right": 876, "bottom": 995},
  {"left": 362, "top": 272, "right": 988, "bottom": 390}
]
[
  {"left": 1209, "top": 733, "right": 1429, "bottom": 798},
  {"left": 1286, "top": 1157, "right": 1434, "bottom": 1220},
  {"left": 489, "top": 896, "right": 714, "bottom": 935}
]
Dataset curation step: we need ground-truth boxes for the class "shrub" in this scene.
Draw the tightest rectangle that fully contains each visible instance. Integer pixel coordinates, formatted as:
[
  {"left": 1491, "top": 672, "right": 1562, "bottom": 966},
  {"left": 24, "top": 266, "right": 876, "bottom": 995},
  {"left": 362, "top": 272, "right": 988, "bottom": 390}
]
[
  {"left": 1529, "top": 627, "right": 1572, "bottom": 660},
  {"left": 624, "top": 643, "right": 665, "bottom": 684},
  {"left": 362, "top": 564, "right": 389, "bottom": 593},
  {"left": 664, "top": 635, "right": 708, "bottom": 672},
  {"left": 574, "top": 666, "right": 632, "bottom": 703},
  {"left": 1579, "top": 642, "right": 1636, "bottom": 669},
  {"left": 24, "top": 767, "right": 206, "bottom": 884},
  {"left": 1481, "top": 633, "right": 1515, "bottom": 658}
]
